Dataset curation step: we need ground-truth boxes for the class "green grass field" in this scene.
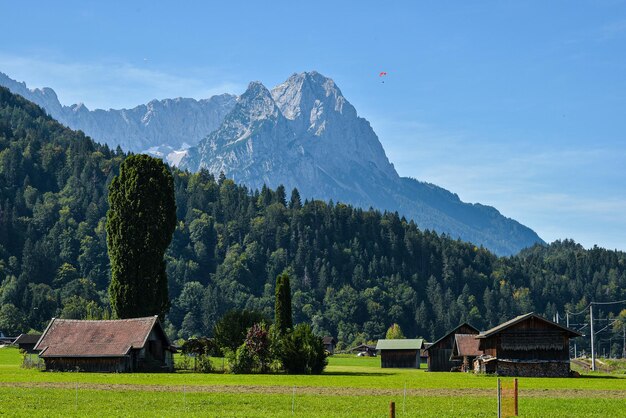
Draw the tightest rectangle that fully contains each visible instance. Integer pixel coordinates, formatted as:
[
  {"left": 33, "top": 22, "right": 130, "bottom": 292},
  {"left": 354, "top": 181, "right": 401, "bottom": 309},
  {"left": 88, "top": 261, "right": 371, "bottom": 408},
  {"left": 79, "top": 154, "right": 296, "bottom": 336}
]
[{"left": 1, "top": 347, "right": 625, "bottom": 417}]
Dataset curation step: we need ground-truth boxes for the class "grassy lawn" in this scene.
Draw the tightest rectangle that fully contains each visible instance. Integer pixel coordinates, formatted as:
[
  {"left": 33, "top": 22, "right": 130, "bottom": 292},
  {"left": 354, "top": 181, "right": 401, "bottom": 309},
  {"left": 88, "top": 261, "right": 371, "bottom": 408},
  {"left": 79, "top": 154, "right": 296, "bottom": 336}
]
[{"left": 1, "top": 347, "right": 625, "bottom": 417}]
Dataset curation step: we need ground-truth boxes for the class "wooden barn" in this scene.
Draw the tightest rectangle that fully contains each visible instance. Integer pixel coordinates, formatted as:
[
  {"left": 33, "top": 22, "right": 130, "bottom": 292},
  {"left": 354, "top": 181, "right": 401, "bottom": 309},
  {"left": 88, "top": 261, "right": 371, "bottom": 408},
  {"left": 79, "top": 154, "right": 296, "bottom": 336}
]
[
  {"left": 474, "top": 312, "right": 582, "bottom": 377},
  {"left": 451, "top": 334, "right": 483, "bottom": 372},
  {"left": 424, "top": 323, "right": 479, "bottom": 372},
  {"left": 14, "top": 334, "right": 42, "bottom": 354},
  {"left": 35, "top": 316, "right": 176, "bottom": 372},
  {"left": 376, "top": 339, "right": 424, "bottom": 368}
]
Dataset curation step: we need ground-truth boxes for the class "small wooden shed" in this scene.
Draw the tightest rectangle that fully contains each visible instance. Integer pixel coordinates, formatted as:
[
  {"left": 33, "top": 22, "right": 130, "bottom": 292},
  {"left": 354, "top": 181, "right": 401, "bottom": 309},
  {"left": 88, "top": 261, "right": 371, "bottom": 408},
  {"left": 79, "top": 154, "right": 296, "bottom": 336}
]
[
  {"left": 451, "top": 334, "right": 483, "bottom": 372},
  {"left": 323, "top": 336, "right": 337, "bottom": 354},
  {"left": 14, "top": 334, "right": 42, "bottom": 354},
  {"left": 35, "top": 316, "right": 176, "bottom": 372},
  {"left": 350, "top": 344, "right": 377, "bottom": 356},
  {"left": 474, "top": 312, "right": 582, "bottom": 377},
  {"left": 425, "top": 323, "right": 479, "bottom": 372},
  {"left": 376, "top": 339, "right": 424, "bottom": 368}
]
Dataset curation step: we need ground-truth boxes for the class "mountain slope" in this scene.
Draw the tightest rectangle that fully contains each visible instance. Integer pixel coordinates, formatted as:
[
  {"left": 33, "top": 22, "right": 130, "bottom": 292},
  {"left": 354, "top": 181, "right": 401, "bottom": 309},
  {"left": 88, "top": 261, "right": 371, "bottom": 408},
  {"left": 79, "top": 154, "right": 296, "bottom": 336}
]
[
  {"left": 0, "top": 71, "right": 236, "bottom": 158},
  {"left": 180, "top": 72, "right": 543, "bottom": 255}
]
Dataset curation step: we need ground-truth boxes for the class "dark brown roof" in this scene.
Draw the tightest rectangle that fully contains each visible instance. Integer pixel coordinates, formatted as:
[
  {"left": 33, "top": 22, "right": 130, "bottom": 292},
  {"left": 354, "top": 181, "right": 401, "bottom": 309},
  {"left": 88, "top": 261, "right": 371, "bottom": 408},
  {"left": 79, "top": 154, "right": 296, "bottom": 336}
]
[
  {"left": 14, "top": 333, "right": 42, "bottom": 345},
  {"left": 424, "top": 323, "right": 479, "bottom": 351},
  {"left": 477, "top": 313, "right": 582, "bottom": 339},
  {"left": 323, "top": 336, "right": 337, "bottom": 344},
  {"left": 452, "top": 334, "right": 482, "bottom": 357},
  {"left": 35, "top": 316, "right": 171, "bottom": 358}
]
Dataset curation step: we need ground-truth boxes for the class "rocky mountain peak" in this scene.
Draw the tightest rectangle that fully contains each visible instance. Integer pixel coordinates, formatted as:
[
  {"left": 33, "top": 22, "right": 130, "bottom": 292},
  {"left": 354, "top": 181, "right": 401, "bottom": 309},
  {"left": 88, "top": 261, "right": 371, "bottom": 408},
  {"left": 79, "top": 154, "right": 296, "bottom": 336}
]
[
  {"left": 272, "top": 71, "right": 355, "bottom": 135},
  {"left": 234, "top": 81, "right": 281, "bottom": 122}
]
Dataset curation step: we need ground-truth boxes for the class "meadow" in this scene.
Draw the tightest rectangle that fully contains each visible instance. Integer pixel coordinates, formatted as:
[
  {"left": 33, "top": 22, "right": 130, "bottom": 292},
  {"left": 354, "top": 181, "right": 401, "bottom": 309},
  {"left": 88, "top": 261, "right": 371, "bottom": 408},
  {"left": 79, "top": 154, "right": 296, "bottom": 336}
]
[{"left": 1, "top": 347, "right": 625, "bottom": 417}]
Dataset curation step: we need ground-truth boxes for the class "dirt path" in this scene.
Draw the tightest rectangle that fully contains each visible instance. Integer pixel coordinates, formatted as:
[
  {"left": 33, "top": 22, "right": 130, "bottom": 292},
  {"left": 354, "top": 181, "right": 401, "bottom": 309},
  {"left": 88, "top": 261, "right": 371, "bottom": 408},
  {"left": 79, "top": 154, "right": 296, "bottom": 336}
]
[{"left": 1, "top": 382, "right": 624, "bottom": 399}]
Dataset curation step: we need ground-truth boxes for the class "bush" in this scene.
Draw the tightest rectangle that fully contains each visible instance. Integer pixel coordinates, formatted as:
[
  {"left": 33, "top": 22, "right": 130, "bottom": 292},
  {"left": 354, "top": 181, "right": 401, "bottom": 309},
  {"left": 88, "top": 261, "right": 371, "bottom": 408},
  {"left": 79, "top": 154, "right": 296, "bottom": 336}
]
[
  {"left": 229, "top": 343, "right": 255, "bottom": 374},
  {"left": 229, "top": 322, "right": 273, "bottom": 374},
  {"left": 280, "top": 324, "right": 327, "bottom": 374}
]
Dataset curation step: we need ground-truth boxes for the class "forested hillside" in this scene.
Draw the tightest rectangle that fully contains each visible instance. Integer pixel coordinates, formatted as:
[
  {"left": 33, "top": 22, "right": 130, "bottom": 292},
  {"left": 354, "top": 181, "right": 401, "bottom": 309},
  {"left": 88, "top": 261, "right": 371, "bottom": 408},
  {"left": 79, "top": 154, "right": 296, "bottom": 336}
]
[{"left": 0, "top": 87, "right": 625, "bottom": 348}]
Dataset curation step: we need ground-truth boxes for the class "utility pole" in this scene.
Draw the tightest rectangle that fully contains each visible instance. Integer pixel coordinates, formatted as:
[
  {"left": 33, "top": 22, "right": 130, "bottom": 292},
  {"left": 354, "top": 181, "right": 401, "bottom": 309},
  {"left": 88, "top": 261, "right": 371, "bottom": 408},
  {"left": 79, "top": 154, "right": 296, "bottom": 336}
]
[
  {"left": 590, "top": 304, "right": 596, "bottom": 371},
  {"left": 566, "top": 313, "right": 570, "bottom": 358},
  {"left": 623, "top": 326, "right": 625, "bottom": 359}
]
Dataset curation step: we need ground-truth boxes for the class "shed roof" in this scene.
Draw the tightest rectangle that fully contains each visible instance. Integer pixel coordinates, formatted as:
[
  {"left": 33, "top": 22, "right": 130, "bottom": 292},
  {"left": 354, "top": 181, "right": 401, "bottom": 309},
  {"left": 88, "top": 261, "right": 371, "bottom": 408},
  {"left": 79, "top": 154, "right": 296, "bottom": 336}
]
[
  {"left": 349, "top": 344, "right": 376, "bottom": 352},
  {"left": 323, "top": 336, "right": 337, "bottom": 345},
  {"left": 376, "top": 339, "right": 424, "bottom": 350},
  {"left": 14, "top": 333, "right": 42, "bottom": 345},
  {"left": 477, "top": 313, "right": 582, "bottom": 339},
  {"left": 452, "top": 334, "right": 482, "bottom": 357},
  {"left": 35, "top": 316, "right": 172, "bottom": 358},
  {"left": 424, "top": 323, "right": 479, "bottom": 352}
]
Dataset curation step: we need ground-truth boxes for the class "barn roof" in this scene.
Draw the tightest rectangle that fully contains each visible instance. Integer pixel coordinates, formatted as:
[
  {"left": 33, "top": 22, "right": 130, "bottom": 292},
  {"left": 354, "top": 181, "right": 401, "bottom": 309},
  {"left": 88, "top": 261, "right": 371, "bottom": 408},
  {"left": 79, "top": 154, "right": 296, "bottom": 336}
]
[
  {"left": 14, "top": 333, "right": 42, "bottom": 345},
  {"left": 424, "top": 323, "right": 479, "bottom": 351},
  {"left": 477, "top": 313, "right": 582, "bottom": 339},
  {"left": 452, "top": 334, "right": 482, "bottom": 357},
  {"left": 35, "top": 316, "right": 172, "bottom": 358},
  {"left": 376, "top": 339, "right": 424, "bottom": 350}
]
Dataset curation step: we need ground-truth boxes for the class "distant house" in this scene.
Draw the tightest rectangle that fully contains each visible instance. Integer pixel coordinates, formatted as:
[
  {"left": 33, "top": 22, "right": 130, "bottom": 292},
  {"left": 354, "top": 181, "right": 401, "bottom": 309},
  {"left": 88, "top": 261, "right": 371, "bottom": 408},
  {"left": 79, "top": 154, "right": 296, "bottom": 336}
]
[
  {"left": 350, "top": 344, "right": 377, "bottom": 357},
  {"left": 474, "top": 312, "right": 582, "bottom": 377},
  {"left": 451, "top": 334, "right": 482, "bottom": 372},
  {"left": 323, "top": 336, "right": 337, "bottom": 354},
  {"left": 35, "top": 316, "right": 176, "bottom": 372},
  {"left": 376, "top": 339, "right": 424, "bottom": 368},
  {"left": 14, "top": 334, "right": 42, "bottom": 354},
  {"left": 425, "top": 323, "right": 479, "bottom": 372}
]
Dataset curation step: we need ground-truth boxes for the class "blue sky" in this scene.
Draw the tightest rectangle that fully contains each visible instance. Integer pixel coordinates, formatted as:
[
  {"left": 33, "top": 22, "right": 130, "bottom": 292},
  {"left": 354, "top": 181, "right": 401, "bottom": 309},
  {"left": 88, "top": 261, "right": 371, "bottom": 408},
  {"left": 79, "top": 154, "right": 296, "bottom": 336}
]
[{"left": 1, "top": 1, "right": 626, "bottom": 251}]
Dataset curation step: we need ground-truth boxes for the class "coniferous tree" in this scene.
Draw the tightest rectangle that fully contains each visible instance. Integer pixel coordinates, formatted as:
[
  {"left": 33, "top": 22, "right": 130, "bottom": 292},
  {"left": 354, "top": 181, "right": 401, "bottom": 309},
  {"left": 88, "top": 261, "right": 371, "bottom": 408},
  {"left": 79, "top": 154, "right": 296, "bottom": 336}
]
[
  {"left": 289, "top": 188, "right": 302, "bottom": 209},
  {"left": 106, "top": 154, "right": 176, "bottom": 319},
  {"left": 274, "top": 272, "right": 293, "bottom": 333}
]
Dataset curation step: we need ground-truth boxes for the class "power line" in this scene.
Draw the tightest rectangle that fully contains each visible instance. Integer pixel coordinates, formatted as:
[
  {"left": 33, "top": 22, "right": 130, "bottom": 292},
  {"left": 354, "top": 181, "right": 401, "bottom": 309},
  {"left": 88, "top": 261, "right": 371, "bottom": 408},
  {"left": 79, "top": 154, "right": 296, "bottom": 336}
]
[
  {"left": 565, "top": 298, "right": 626, "bottom": 316},
  {"left": 566, "top": 304, "right": 591, "bottom": 316},
  {"left": 591, "top": 299, "right": 626, "bottom": 306}
]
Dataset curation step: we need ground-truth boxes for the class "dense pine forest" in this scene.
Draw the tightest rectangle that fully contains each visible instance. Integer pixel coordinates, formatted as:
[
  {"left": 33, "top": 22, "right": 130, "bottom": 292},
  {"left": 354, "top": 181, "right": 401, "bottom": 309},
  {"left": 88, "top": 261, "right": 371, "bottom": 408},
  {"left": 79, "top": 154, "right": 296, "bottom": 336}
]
[{"left": 1, "top": 87, "right": 625, "bottom": 350}]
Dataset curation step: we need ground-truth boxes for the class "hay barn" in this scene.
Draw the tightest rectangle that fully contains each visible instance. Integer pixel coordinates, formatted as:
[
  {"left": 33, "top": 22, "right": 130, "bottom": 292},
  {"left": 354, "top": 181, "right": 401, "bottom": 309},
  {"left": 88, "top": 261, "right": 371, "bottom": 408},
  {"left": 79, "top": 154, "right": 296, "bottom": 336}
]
[
  {"left": 376, "top": 339, "right": 424, "bottom": 368},
  {"left": 451, "top": 334, "right": 483, "bottom": 372},
  {"left": 35, "top": 316, "right": 175, "bottom": 372},
  {"left": 425, "top": 323, "right": 479, "bottom": 372},
  {"left": 474, "top": 312, "right": 582, "bottom": 377}
]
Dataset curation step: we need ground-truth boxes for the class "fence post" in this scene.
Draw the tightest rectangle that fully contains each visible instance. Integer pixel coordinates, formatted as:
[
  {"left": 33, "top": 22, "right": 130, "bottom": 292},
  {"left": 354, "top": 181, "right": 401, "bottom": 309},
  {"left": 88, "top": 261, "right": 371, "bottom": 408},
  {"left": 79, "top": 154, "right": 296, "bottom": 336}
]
[
  {"left": 514, "top": 378, "right": 518, "bottom": 416},
  {"left": 403, "top": 382, "right": 407, "bottom": 414},
  {"left": 389, "top": 401, "right": 395, "bottom": 418},
  {"left": 497, "top": 378, "right": 501, "bottom": 418}
]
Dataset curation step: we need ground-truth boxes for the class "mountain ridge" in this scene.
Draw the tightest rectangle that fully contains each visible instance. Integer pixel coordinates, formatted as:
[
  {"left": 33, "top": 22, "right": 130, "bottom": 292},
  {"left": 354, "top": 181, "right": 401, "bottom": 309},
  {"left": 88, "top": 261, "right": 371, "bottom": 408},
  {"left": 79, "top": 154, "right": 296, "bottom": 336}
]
[
  {"left": 0, "top": 70, "right": 544, "bottom": 255},
  {"left": 0, "top": 71, "right": 236, "bottom": 157}
]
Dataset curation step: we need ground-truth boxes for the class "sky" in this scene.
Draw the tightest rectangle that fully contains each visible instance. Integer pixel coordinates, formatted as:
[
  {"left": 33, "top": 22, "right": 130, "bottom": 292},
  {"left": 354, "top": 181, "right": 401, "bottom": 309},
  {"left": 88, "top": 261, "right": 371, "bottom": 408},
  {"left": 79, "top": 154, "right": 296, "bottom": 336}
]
[{"left": 1, "top": 1, "right": 625, "bottom": 251}]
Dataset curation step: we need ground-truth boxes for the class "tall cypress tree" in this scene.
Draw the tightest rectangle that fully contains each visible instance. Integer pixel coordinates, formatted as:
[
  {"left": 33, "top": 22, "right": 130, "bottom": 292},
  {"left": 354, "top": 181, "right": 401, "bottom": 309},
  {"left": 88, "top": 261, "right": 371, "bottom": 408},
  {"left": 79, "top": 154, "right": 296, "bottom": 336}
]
[
  {"left": 274, "top": 272, "right": 293, "bottom": 333},
  {"left": 107, "top": 154, "right": 176, "bottom": 319}
]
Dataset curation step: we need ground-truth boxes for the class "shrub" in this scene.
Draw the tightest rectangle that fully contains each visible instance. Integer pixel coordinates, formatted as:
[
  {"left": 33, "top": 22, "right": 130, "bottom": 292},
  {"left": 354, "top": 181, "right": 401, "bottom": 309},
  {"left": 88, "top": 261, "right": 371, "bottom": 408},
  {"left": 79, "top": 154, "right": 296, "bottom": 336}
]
[{"left": 280, "top": 324, "right": 327, "bottom": 374}]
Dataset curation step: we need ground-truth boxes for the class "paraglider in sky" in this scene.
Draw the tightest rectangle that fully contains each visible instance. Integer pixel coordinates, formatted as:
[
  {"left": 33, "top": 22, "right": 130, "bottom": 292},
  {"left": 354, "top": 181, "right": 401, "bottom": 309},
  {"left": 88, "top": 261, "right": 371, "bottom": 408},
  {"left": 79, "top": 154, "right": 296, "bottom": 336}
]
[{"left": 379, "top": 71, "right": 387, "bottom": 83}]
